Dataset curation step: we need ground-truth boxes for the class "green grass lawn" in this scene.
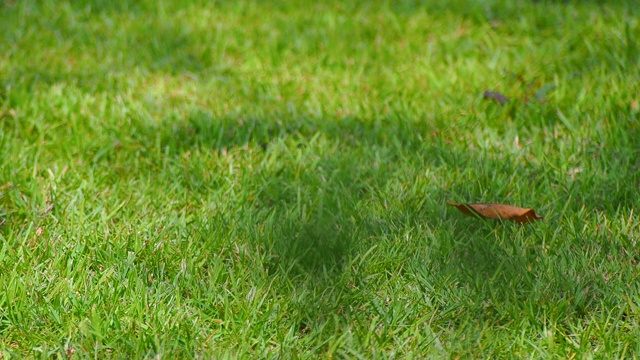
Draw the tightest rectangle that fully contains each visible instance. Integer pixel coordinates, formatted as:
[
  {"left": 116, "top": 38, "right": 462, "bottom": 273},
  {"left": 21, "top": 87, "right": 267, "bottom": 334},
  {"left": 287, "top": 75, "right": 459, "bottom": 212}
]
[{"left": 1, "top": 0, "right": 640, "bottom": 357}]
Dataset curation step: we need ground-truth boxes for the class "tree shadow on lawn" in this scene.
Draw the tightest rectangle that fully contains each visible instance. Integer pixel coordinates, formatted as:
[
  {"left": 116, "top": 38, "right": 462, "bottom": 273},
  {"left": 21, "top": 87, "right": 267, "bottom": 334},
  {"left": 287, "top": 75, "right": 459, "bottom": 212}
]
[
  {"left": 142, "top": 110, "right": 446, "bottom": 319},
  {"left": 168, "top": 110, "right": 442, "bottom": 270},
  {"left": 142, "top": 109, "right": 639, "bottom": 338},
  {"left": 149, "top": 107, "right": 439, "bottom": 262}
]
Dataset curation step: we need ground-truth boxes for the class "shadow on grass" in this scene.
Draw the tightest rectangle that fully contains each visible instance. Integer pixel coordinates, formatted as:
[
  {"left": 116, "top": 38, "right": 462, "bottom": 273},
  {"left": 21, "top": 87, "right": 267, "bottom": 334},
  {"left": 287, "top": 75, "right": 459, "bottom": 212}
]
[
  {"left": 255, "top": 177, "right": 361, "bottom": 277},
  {"left": 188, "top": 109, "right": 638, "bottom": 331},
  {"left": 149, "top": 106, "right": 638, "bottom": 258},
  {"left": 136, "top": 110, "right": 454, "bottom": 325}
]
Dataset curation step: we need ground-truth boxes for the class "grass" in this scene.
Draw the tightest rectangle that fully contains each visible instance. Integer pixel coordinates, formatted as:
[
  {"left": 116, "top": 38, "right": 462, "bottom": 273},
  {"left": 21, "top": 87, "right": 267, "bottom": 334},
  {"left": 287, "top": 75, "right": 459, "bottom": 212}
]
[{"left": 1, "top": 0, "right": 639, "bottom": 357}]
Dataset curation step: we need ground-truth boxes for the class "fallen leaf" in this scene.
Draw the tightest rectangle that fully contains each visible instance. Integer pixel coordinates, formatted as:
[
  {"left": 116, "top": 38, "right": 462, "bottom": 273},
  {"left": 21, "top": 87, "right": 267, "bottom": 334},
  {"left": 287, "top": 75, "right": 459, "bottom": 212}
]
[
  {"left": 514, "top": 135, "right": 521, "bottom": 149},
  {"left": 0, "top": 109, "right": 16, "bottom": 119},
  {"left": 631, "top": 100, "right": 639, "bottom": 111},
  {"left": 42, "top": 203, "right": 54, "bottom": 215},
  {"left": 483, "top": 91, "right": 509, "bottom": 105},
  {"left": 447, "top": 201, "right": 543, "bottom": 224},
  {"left": 568, "top": 167, "right": 583, "bottom": 178}
]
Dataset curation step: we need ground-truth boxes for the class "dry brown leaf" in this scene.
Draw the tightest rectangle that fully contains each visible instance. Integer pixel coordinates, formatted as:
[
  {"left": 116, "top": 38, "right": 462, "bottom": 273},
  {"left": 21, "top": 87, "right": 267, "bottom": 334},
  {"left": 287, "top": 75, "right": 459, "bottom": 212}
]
[
  {"left": 42, "top": 203, "right": 54, "bottom": 215},
  {"left": 447, "top": 201, "right": 543, "bottom": 224},
  {"left": 568, "top": 167, "right": 583, "bottom": 178}
]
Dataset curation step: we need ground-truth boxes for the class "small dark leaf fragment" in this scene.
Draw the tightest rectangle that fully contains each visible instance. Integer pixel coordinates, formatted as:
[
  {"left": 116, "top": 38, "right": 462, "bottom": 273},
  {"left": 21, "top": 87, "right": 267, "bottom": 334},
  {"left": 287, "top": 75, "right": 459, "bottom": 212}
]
[{"left": 483, "top": 91, "right": 509, "bottom": 105}]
